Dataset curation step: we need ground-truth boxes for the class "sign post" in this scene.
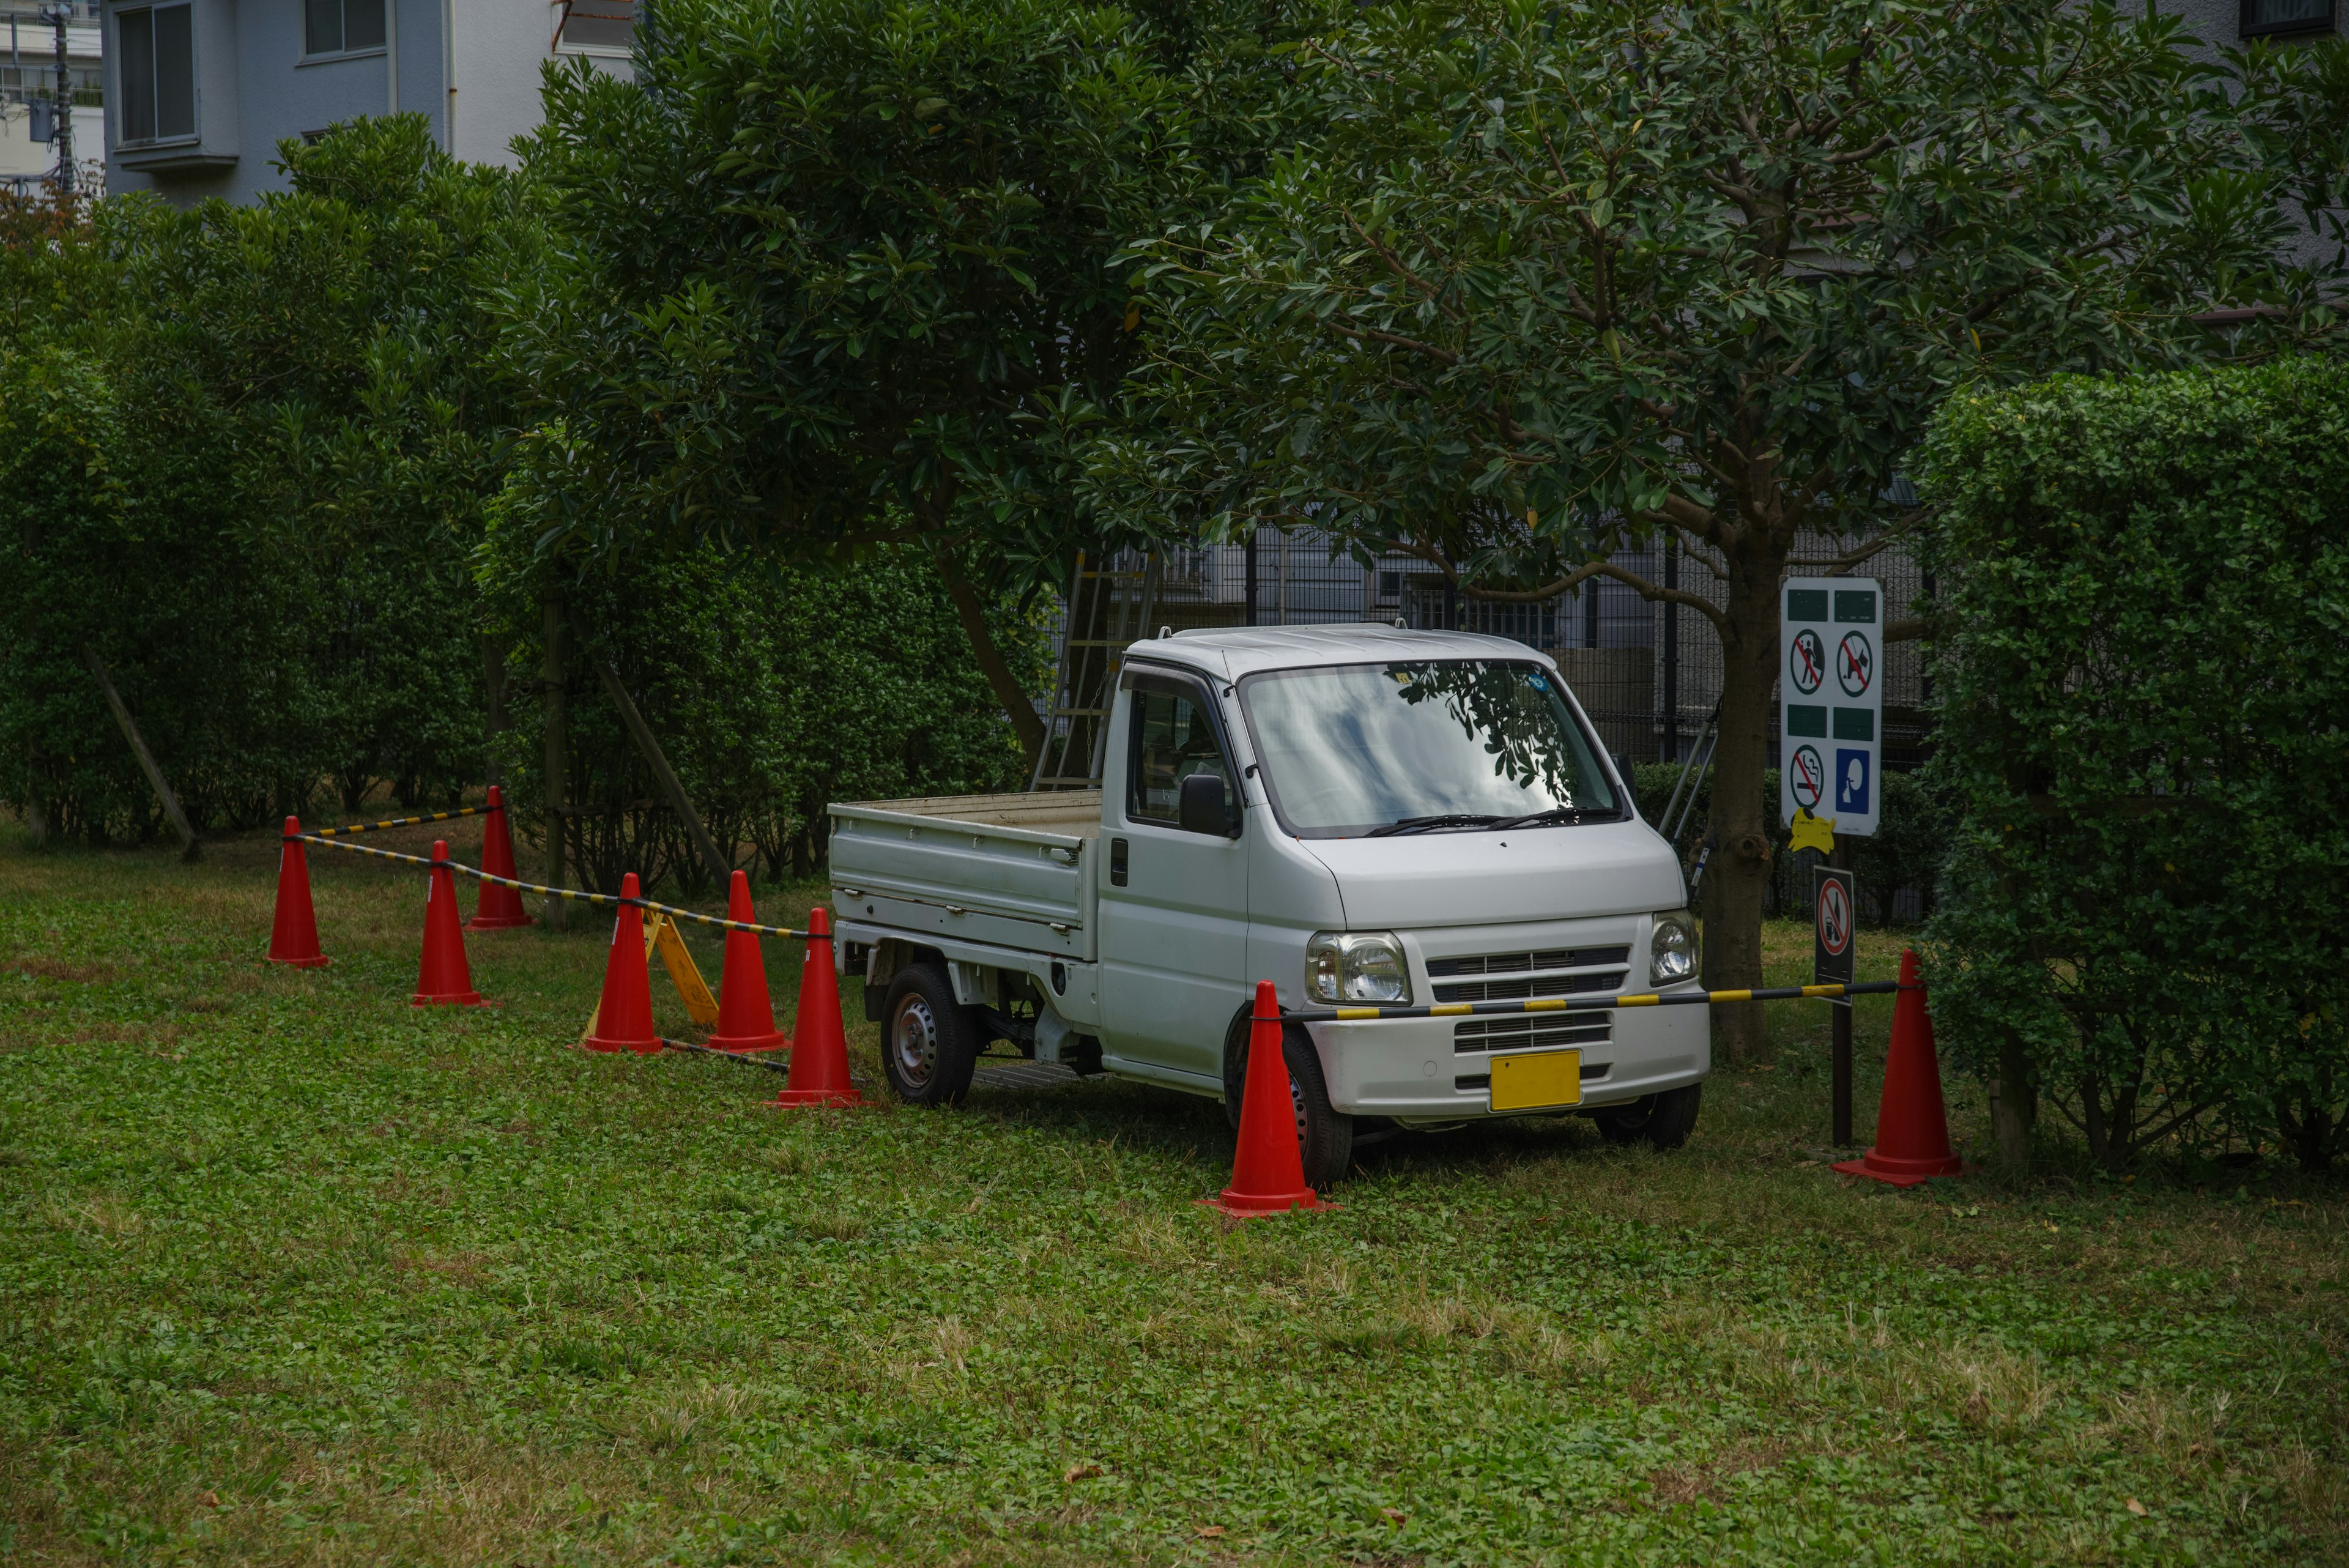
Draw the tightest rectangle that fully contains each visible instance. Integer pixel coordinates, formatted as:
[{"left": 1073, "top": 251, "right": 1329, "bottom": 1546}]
[
  {"left": 1814, "top": 861, "right": 1857, "bottom": 1145},
  {"left": 1780, "top": 578, "right": 1882, "bottom": 840}
]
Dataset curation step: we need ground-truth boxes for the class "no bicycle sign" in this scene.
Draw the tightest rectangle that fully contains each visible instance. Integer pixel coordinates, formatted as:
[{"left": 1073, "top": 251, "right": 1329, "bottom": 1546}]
[{"left": 1781, "top": 576, "right": 1882, "bottom": 837}]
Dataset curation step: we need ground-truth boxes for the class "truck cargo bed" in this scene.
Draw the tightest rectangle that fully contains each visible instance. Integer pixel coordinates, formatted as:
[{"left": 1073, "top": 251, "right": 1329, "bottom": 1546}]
[{"left": 828, "top": 791, "right": 1100, "bottom": 959}]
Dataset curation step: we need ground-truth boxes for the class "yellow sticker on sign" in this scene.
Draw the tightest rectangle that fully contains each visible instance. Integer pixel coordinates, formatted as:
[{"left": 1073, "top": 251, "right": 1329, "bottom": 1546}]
[{"left": 1489, "top": 1049, "right": 1583, "bottom": 1112}]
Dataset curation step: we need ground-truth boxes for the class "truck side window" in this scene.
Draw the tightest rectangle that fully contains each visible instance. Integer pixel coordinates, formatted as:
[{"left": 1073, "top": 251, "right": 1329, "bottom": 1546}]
[{"left": 1127, "top": 681, "right": 1236, "bottom": 830}]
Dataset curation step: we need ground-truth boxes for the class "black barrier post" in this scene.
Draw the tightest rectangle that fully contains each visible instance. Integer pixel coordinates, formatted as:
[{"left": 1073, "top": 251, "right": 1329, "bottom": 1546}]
[{"left": 1816, "top": 853, "right": 1857, "bottom": 1146}]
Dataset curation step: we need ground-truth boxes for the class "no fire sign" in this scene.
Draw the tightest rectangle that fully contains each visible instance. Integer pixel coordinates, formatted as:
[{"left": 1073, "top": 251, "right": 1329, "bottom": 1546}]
[{"left": 1781, "top": 576, "right": 1881, "bottom": 837}]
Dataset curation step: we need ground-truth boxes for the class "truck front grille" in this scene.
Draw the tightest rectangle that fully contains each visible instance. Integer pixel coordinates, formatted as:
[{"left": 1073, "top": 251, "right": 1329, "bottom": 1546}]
[
  {"left": 1453, "top": 1011, "right": 1612, "bottom": 1054},
  {"left": 1427, "top": 945, "right": 1629, "bottom": 978}
]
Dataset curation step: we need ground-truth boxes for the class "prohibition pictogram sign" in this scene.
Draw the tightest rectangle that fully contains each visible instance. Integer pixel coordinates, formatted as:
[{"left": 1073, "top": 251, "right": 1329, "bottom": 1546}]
[
  {"left": 1789, "top": 628, "right": 1825, "bottom": 696},
  {"left": 1816, "top": 876, "right": 1852, "bottom": 959},
  {"left": 1789, "top": 743, "right": 1825, "bottom": 809},
  {"left": 1836, "top": 631, "right": 1874, "bottom": 697}
]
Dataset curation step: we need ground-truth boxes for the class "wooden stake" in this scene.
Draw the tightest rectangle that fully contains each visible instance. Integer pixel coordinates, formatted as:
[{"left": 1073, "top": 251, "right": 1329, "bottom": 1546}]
[
  {"left": 79, "top": 645, "right": 199, "bottom": 862},
  {"left": 585, "top": 651, "right": 732, "bottom": 893}
]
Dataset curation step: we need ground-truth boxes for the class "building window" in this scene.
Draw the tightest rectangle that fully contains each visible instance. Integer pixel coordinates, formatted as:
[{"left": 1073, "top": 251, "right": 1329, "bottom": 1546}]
[
  {"left": 2241, "top": 0, "right": 2335, "bottom": 37},
  {"left": 556, "top": 1, "right": 637, "bottom": 52},
  {"left": 118, "top": 4, "right": 195, "bottom": 144},
  {"left": 305, "top": 0, "right": 387, "bottom": 58}
]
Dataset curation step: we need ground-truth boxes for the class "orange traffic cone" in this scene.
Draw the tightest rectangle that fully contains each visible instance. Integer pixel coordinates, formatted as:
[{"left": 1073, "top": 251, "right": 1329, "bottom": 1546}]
[
  {"left": 267, "top": 816, "right": 329, "bottom": 968},
  {"left": 1200, "top": 981, "right": 1334, "bottom": 1216},
  {"left": 771, "top": 906, "right": 861, "bottom": 1106},
  {"left": 1834, "top": 948, "right": 1968, "bottom": 1186},
  {"left": 708, "top": 871, "right": 789, "bottom": 1053},
  {"left": 411, "top": 840, "right": 486, "bottom": 1006},
  {"left": 583, "top": 872, "right": 659, "bottom": 1053},
  {"left": 466, "top": 785, "right": 534, "bottom": 930}
]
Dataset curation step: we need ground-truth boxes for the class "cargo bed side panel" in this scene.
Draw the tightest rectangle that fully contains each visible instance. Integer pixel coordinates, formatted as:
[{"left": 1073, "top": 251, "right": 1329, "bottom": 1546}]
[{"left": 829, "top": 807, "right": 1085, "bottom": 959}]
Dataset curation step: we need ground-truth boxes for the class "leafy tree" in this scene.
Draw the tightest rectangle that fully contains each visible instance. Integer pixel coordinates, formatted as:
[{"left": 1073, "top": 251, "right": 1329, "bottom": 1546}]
[
  {"left": 1107, "top": 0, "right": 2347, "bottom": 1053},
  {"left": 500, "top": 0, "right": 1306, "bottom": 757}
]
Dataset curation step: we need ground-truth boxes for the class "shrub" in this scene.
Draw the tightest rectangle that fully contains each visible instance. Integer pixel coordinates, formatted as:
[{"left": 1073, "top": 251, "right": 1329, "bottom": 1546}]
[
  {"left": 1918, "top": 359, "right": 2349, "bottom": 1172},
  {"left": 481, "top": 533, "right": 1047, "bottom": 897}
]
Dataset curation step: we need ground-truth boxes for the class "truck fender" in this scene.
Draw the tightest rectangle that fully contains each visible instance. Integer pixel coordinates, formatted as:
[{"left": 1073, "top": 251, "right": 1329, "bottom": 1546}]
[{"left": 861, "top": 938, "right": 944, "bottom": 1023}]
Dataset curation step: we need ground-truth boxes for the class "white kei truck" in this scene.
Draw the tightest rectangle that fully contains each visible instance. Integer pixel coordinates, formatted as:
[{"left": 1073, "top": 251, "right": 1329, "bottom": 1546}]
[{"left": 827, "top": 625, "right": 1707, "bottom": 1187}]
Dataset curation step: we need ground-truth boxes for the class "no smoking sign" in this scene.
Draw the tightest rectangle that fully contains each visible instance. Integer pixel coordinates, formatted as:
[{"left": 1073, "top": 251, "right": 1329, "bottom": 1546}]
[
  {"left": 1781, "top": 576, "right": 1882, "bottom": 837},
  {"left": 1814, "top": 864, "right": 1855, "bottom": 990}
]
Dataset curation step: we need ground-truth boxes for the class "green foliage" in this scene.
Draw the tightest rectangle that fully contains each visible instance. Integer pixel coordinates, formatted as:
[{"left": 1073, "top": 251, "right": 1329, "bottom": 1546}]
[
  {"left": 479, "top": 533, "right": 1047, "bottom": 896},
  {"left": 1110, "top": 1, "right": 2341, "bottom": 553},
  {"left": 1920, "top": 358, "right": 2349, "bottom": 1172},
  {"left": 0, "top": 119, "right": 529, "bottom": 837},
  {"left": 502, "top": 0, "right": 1297, "bottom": 585}
]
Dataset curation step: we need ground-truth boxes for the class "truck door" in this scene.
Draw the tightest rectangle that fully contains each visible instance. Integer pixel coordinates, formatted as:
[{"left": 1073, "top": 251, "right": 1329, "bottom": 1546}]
[{"left": 1097, "top": 669, "right": 1248, "bottom": 1079}]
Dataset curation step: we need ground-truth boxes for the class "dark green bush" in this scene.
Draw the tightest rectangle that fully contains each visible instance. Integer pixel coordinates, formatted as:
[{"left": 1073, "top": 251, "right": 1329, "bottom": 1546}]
[
  {"left": 481, "top": 536, "right": 1047, "bottom": 898},
  {"left": 1919, "top": 359, "right": 2349, "bottom": 1172},
  {"left": 0, "top": 121, "right": 519, "bottom": 839}
]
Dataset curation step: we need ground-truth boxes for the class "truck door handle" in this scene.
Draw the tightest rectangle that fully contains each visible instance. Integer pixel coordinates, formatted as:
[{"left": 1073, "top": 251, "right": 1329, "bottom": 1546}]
[{"left": 1110, "top": 837, "right": 1129, "bottom": 887}]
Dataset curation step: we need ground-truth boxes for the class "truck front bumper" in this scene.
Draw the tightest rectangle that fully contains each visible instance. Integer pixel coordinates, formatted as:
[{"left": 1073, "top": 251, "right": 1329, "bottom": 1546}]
[{"left": 1306, "top": 999, "right": 1709, "bottom": 1120}]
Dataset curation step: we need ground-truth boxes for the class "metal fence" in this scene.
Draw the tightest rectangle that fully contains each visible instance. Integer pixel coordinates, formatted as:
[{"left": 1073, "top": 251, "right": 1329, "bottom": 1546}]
[{"left": 1062, "top": 526, "right": 1933, "bottom": 778}]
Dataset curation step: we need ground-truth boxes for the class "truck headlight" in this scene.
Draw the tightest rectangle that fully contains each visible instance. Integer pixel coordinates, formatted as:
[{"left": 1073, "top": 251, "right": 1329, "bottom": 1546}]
[
  {"left": 1650, "top": 910, "right": 1699, "bottom": 987},
  {"left": 1307, "top": 931, "right": 1412, "bottom": 1006}
]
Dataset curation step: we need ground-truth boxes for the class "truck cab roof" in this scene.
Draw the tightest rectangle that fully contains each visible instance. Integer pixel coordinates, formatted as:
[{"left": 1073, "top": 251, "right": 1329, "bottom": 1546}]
[{"left": 1121, "top": 623, "right": 1557, "bottom": 683}]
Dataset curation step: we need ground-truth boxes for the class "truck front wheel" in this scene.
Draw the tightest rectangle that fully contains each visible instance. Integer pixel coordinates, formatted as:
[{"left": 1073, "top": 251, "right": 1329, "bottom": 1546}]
[
  {"left": 880, "top": 964, "right": 979, "bottom": 1107},
  {"left": 1592, "top": 1084, "right": 1702, "bottom": 1151},
  {"left": 1224, "top": 1017, "right": 1353, "bottom": 1191}
]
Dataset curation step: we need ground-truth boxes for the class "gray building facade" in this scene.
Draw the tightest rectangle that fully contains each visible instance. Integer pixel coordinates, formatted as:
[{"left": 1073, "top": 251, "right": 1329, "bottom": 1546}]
[{"left": 100, "top": 0, "right": 633, "bottom": 205}]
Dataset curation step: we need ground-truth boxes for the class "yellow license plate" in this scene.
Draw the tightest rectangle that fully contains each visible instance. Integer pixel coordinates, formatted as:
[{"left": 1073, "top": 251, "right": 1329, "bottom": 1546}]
[{"left": 1489, "top": 1049, "right": 1583, "bottom": 1112}]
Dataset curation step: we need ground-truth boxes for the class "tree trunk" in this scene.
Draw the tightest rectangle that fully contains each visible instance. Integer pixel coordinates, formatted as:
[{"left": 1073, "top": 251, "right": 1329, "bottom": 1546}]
[
  {"left": 934, "top": 548, "right": 1047, "bottom": 764},
  {"left": 1701, "top": 534, "right": 1785, "bottom": 1060},
  {"left": 23, "top": 752, "right": 46, "bottom": 847},
  {"left": 1990, "top": 1032, "right": 2036, "bottom": 1168},
  {"left": 483, "top": 635, "right": 508, "bottom": 787},
  {"left": 540, "top": 593, "right": 569, "bottom": 929}
]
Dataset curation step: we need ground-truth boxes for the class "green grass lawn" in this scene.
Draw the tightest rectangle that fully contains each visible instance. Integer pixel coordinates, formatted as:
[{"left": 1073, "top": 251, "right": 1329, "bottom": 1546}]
[{"left": 1, "top": 820, "right": 2342, "bottom": 1566}]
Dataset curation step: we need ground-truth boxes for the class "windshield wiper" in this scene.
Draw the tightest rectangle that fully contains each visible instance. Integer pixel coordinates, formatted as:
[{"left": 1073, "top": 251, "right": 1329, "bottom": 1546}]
[
  {"left": 1491, "top": 806, "right": 1616, "bottom": 830},
  {"left": 1364, "top": 814, "right": 1510, "bottom": 837}
]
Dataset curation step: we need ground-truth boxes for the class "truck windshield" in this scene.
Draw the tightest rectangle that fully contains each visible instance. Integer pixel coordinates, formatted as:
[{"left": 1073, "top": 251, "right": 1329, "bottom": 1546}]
[{"left": 1237, "top": 661, "right": 1624, "bottom": 838}]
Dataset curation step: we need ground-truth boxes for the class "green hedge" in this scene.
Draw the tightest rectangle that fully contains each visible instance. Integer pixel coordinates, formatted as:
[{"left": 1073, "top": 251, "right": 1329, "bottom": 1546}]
[
  {"left": 1919, "top": 359, "right": 2349, "bottom": 1172},
  {"left": 479, "top": 535, "right": 1048, "bottom": 899}
]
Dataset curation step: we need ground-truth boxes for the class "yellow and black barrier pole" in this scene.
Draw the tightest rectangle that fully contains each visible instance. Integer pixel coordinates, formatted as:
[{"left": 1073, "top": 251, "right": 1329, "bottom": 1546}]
[
  {"left": 285, "top": 833, "right": 811, "bottom": 943},
  {"left": 311, "top": 806, "right": 486, "bottom": 838}
]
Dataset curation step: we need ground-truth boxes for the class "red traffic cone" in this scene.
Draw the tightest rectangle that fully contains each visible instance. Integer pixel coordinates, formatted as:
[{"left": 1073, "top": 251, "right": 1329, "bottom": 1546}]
[
  {"left": 583, "top": 872, "right": 659, "bottom": 1053},
  {"left": 771, "top": 905, "right": 861, "bottom": 1106},
  {"left": 466, "top": 785, "right": 534, "bottom": 930},
  {"left": 1200, "top": 981, "right": 1334, "bottom": 1217},
  {"left": 1835, "top": 948, "right": 1968, "bottom": 1186},
  {"left": 708, "top": 870, "right": 789, "bottom": 1053},
  {"left": 267, "top": 816, "right": 329, "bottom": 968},
  {"left": 411, "top": 840, "right": 485, "bottom": 1006}
]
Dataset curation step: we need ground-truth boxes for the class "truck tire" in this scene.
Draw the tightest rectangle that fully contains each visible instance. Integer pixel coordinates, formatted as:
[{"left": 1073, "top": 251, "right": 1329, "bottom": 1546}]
[
  {"left": 880, "top": 964, "right": 979, "bottom": 1107},
  {"left": 1225, "top": 1017, "right": 1353, "bottom": 1191},
  {"left": 1592, "top": 1083, "right": 1702, "bottom": 1151}
]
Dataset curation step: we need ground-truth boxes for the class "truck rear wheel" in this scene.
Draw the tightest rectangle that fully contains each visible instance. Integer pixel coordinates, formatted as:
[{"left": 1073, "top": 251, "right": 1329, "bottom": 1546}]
[
  {"left": 880, "top": 964, "right": 979, "bottom": 1107},
  {"left": 1224, "top": 1017, "right": 1353, "bottom": 1191},
  {"left": 1592, "top": 1083, "right": 1702, "bottom": 1150}
]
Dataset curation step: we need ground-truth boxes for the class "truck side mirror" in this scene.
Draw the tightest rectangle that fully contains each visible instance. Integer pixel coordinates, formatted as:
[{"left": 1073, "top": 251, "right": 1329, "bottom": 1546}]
[{"left": 1178, "top": 773, "right": 1236, "bottom": 838}]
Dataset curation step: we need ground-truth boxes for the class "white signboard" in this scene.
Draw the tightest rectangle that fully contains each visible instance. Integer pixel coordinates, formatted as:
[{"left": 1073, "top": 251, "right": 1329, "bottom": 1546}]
[{"left": 1780, "top": 577, "right": 1880, "bottom": 838}]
